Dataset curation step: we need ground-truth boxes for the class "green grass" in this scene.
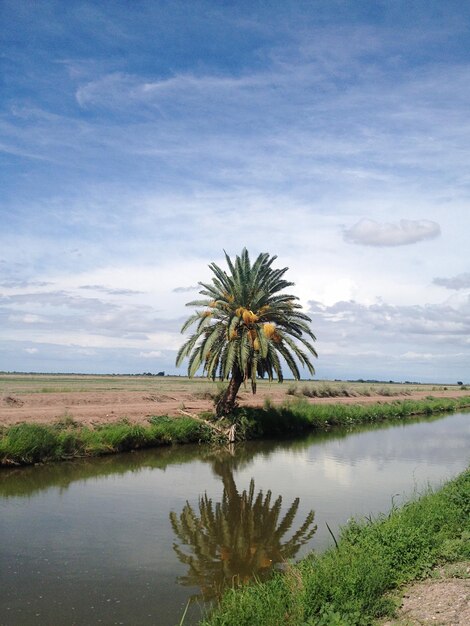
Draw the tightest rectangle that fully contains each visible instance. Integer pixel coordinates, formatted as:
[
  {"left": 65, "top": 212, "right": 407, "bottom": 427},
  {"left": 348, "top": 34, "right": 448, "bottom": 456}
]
[
  {"left": 234, "top": 395, "right": 470, "bottom": 438},
  {"left": 1, "top": 395, "right": 470, "bottom": 467},
  {"left": 201, "top": 467, "right": 470, "bottom": 626},
  {"left": 0, "top": 416, "right": 213, "bottom": 466}
]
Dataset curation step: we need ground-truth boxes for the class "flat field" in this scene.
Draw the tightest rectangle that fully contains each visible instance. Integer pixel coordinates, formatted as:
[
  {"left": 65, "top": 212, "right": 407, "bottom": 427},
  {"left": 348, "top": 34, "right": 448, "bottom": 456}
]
[{"left": 0, "top": 374, "right": 466, "bottom": 427}]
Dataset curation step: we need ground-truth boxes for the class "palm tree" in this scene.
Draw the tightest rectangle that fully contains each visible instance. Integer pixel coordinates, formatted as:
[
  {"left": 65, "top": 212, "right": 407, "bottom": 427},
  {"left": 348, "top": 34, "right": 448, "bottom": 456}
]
[{"left": 176, "top": 248, "right": 317, "bottom": 417}]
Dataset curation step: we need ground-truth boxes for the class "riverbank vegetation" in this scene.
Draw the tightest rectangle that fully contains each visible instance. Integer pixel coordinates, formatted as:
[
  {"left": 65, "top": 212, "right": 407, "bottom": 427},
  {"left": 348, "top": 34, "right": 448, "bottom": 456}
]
[
  {"left": 0, "top": 415, "right": 213, "bottom": 466},
  {"left": 201, "top": 467, "right": 470, "bottom": 626},
  {"left": 1, "top": 395, "right": 470, "bottom": 467},
  {"left": 234, "top": 394, "right": 470, "bottom": 438}
]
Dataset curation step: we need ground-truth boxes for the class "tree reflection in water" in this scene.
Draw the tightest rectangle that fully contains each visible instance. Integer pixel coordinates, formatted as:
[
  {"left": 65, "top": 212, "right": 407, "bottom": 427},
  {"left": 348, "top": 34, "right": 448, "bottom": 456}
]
[{"left": 170, "top": 459, "right": 316, "bottom": 600}]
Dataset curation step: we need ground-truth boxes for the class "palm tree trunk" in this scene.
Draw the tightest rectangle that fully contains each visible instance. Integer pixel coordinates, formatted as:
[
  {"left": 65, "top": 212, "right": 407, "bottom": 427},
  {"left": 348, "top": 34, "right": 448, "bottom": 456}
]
[{"left": 216, "top": 367, "right": 244, "bottom": 417}]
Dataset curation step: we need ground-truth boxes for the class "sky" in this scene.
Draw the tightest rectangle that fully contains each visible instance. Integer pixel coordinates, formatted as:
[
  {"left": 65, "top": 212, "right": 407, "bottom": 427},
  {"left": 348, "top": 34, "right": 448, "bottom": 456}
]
[{"left": 1, "top": 0, "right": 470, "bottom": 383}]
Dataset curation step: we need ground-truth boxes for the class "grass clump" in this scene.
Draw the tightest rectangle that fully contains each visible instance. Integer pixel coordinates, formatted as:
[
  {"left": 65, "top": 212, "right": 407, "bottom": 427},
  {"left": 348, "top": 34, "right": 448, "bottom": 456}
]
[
  {"left": 202, "top": 468, "right": 470, "bottom": 626},
  {"left": 0, "top": 423, "right": 59, "bottom": 464},
  {"left": 300, "top": 383, "right": 357, "bottom": 398},
  {"left": 148, "top": 415, "right": 213, "bottom": 443}
]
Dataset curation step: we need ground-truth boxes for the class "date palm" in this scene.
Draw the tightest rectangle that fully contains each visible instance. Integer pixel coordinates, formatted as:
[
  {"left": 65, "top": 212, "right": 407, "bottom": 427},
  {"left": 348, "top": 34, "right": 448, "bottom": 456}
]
[{"left": 176, "top": 248, "right": 317, "bottom": 416}]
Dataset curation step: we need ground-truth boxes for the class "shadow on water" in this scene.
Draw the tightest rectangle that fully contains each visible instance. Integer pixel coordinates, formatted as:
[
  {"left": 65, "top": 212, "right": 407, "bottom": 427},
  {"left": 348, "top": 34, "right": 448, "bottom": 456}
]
[
  {"left": 0, "top": 411, "right": 451, "bottom": 499},
  {"left": 170, "top": 449, "right": 316, "bottom": 601}
]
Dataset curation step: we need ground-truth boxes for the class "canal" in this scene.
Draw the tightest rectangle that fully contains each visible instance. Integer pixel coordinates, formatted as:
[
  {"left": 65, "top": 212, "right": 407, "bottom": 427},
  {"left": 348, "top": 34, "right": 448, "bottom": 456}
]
[{"left": 1, "top": 411, "right": 469, "bottom": 625}]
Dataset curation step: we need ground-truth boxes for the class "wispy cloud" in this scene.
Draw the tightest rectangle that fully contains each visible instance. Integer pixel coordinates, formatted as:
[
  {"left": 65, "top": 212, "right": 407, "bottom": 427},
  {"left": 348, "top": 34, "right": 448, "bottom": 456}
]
[
  {"left": 343, "top": 219, "right": 441, "bottom": 247},
  {"left": 79, "top": 284, "right": 144, "bottom": 295},
  {"left": 75, "top": 71, "right": 267, "bottom": 111},
  {"left": 0, "top": 280, "right": 52, "bottom": 288}
]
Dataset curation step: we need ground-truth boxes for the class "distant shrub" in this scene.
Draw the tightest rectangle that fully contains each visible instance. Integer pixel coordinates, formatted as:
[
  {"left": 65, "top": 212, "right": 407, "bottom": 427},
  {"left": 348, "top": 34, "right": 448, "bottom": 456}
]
[{"left": 286, "top": 383, "right": 299, "bottom": 396}]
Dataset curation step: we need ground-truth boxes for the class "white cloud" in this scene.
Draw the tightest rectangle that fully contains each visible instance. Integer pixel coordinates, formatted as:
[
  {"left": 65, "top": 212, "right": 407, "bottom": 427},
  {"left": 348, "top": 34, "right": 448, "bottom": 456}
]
[
  {"left": 9, "top": 313, "right": 42, "bottom": 324},
  {"left": 139, "top": 350, "right": 162, "bottom": 358},
  {"left": 400, "top": 351, "right": 435, "bottom": 361},
  {"left": 343, "top": 219, "right": 441, "bottom": 247},
  {"left": 24, "top": 347, "right": 38, "bottom": 354},
  {"left": 172, "top": 285, "right": 199, "bottom": 293},
  {"left": 433, "top": 273, "right": 470, "bottom": 290}
]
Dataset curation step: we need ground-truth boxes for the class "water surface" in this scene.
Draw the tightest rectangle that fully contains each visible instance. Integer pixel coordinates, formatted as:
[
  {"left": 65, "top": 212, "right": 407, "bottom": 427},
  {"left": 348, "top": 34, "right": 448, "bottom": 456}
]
[{"left": 1, "top": 412, "right": 469, "bottom": 625}]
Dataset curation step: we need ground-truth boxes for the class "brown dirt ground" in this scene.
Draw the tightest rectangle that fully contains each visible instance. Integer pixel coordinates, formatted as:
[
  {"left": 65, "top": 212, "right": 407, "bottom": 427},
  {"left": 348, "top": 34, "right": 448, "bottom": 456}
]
[
  {"left": 381, "top": 562, "right": 470, "bottom": 626},
  {"left": 0, "top": 386, "right": 468, "bottom": 428}
]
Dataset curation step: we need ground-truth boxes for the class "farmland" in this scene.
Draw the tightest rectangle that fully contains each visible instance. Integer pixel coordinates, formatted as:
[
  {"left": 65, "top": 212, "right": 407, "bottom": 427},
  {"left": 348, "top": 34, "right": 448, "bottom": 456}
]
[{"left": 0, "top": 373, "right": 467, "bottom": 428}]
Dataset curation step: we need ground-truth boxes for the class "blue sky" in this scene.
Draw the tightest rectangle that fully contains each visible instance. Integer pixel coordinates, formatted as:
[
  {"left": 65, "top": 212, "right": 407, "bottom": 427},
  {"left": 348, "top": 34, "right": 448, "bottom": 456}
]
[{"left": 2, "top": 1, "right": 470, "bottom": 382}]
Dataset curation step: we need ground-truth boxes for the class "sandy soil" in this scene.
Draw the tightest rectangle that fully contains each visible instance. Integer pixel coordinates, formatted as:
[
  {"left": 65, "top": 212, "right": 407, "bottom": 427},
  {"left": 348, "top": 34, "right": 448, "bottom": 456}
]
[
  {"left": 382, "top": 563, "right": 470, "bottom": 626},
  {"left": 0, "top": 386, "right": 467, "bottom": 427}
]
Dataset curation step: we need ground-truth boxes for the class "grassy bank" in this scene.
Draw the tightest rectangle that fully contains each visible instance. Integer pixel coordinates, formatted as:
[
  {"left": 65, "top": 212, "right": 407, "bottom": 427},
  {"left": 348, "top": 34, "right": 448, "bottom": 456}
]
[
  {"left": 1, "top": 395, "right": 470, "bottom": 467},
  {"left": 237, "top": 394, "right": 470, "bottom": 438},
  {"left": 0, "top": 415, "right": 213, "bottom": 466},
  {"left": 201, "top": 468, "right": 470, "bottom": 626}
]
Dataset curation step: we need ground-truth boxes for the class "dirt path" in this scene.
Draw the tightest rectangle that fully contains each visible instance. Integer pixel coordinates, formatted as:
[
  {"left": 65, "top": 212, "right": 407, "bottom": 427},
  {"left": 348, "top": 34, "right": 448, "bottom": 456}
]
[
  {"left": 382, "top": 563, "right": 470, "bottom": 626},
  {"left": 0, "top": 387, "right": 468, "bottom": 427}
]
